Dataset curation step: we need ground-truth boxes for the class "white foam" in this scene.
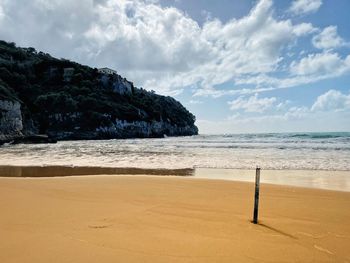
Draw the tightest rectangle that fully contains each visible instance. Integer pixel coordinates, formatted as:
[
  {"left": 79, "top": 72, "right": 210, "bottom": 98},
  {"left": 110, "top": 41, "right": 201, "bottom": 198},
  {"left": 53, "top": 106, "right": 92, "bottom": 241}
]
[{"left": 0, "top": 134, "right": 349, "bottom": 170}]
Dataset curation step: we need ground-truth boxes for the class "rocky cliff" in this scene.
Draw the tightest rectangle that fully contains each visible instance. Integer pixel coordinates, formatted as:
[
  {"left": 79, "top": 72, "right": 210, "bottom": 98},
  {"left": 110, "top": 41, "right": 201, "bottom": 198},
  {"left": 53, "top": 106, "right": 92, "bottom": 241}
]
[
  {"left": 0, "top": 40, "right": 198, "bottom": 144},
  {"left": 52, "top": 120, "right": 198, "bottom": 140},
  {"left": 0, "top": 100, "right": 23, "bottom": 142}
]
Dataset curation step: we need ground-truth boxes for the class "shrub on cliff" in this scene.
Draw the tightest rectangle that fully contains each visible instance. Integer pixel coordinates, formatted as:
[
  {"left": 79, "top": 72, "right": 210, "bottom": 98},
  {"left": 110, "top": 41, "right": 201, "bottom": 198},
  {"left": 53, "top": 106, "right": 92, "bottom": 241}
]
[{"left": 0, "top": 80, "right": 18, "bottom": 101}]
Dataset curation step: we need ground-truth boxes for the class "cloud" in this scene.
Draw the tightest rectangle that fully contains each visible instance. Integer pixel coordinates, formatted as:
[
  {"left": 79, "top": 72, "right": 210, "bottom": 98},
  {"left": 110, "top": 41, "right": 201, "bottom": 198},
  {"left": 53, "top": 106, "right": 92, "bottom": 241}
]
[
  {"left": 239, "top": 106, "right": 308, "bottom": 122},
  {"left": 227, "top": 101, "right": 308, "bottom": 122},
  {"left": 189, "top": 100, "right": 203, "bottom": 104},
  {"left": 311, "top": 89, "right": 350, "bottom": 111},
  {"left": 228, "top": 94, "right": 277, "bottom": 113},
  {"left": 144, "top": 0, "right": 321, "bottom": 95},
  {"left": 289, "top": 0, "right": 322, "bottom": 15},
  {"left": 312, "top": 26, "right": 347, "bottom": 50},
  {"left": 226, "top": 52, "right": 350, "bottom": 98},
  {"left": 196, "top": 58, "right": 350, "bottom": 97},
  {"left": 0, "top": 0, "right": 320, "bottom": 96},
  {"left": 284, "top": 106, "right": 309, "bottom": 119},
  {"left": 198, "top": 89, "right": 350, "bottom": 133},
  {"left": 292, "top": 22, "right": 317, "bottom": 36},
  {"left": 197, "top": 107, "right": 350, "bottom": 133},
  {"left": 196, "top": 106, "right": 311, "bottom": 133},
  {"left": 290, "top": 52, "right": 350, "bottom": 76},
  {"left": 0, "top": 4, "right": 4, "bottom": 22}
]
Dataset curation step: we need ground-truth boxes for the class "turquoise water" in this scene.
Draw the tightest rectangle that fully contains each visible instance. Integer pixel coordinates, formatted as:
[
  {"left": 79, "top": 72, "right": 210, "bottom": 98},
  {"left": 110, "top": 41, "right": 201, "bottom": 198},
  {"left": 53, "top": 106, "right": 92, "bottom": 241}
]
[{"left": 0, "top": 132, "right": 349, "bottom": 170}]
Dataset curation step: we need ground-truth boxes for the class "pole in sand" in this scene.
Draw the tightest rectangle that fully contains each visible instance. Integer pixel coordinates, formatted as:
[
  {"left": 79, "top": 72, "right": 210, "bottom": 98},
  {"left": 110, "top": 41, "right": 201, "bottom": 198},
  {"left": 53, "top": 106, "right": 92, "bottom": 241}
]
[{"left": 253, "top": 167, "right": 261, "bottom": 224}]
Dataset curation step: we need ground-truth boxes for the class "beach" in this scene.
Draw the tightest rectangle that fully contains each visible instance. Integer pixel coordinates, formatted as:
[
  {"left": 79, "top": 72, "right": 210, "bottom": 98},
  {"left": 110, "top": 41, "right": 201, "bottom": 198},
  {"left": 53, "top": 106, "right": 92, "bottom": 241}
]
[
  {"left": 1, "top": 174, "right": 350, "bottom": 262},
  {"left": 1, "top": 134, "right": 350, "bottom": 262},
  {"left": 2, "top": 0, "right": 350, "bottom": 261}
]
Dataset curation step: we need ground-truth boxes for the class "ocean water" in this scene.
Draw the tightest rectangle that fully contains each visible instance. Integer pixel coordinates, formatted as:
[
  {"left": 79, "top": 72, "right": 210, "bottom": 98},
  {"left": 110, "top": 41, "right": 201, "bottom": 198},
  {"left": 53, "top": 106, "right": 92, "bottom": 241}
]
[{"left": 0, "top": 132, "right": 349, "bottom": 171}]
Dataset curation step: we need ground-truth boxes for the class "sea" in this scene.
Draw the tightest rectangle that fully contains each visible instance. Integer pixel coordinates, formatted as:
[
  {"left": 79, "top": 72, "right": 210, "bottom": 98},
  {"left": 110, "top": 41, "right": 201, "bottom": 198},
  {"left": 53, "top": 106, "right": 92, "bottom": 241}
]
[{"left": 1, "top": 132, "right": 349, "bottom": 171}]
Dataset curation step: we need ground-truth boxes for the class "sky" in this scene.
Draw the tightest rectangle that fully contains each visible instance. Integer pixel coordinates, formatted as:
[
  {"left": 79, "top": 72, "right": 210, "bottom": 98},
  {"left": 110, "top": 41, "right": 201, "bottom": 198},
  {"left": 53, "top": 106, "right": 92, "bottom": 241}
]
[{"left": 0, "top": 0, "right": 350, "bottom": 134}]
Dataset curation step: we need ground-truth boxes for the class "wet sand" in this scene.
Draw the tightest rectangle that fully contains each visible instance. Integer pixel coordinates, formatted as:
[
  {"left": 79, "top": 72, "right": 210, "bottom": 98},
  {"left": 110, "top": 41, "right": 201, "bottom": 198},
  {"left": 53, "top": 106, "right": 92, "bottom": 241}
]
[
  {"left": 0, "top": 165, "right": 193, "bottom": 177},
  {"left": 194, "top": 168, "right": 350, "bottom": 192},
  {"left": 1, "top": 165, "right": 350, "bottom": 191},
  {"left": 0, "top": 175, "right": 350, "bottom": 262}
]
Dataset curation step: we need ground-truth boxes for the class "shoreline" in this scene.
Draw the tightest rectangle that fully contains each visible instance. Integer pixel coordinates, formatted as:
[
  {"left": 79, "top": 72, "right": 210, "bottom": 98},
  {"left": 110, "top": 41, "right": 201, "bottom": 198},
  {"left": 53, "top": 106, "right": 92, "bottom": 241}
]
[
  {"left": 194, "top": 168, "right": 350, "bottom": 192},
  {"left": 0, "top": 175, "right": 349, "bottom": 262},
  {"left": 1, "top": 165, "right": 350, "bottom": 192},
  {"left": 0, "top": 165, "right": 194, "bottom": 177}
]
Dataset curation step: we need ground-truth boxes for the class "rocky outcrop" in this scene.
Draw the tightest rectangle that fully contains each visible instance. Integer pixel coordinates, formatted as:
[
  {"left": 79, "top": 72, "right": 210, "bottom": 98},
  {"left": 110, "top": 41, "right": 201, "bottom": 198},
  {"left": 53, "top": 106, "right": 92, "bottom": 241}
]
[
  {"left": 0, "top": 101, "right": 198, "bottom": 143},
  {"left": 100, "top": 73, "right": 134, "bottom": 95},
  {"left": 0, "top": 100, "right": 54, "bottom": 144},
  {"left": 0, "top": 100, "right": 23, "bottom": 142},
  {"left": 110, "top": 120, "right": 198, "bottom": 137},
  {"left": 48, "top": 119, "right": 198, "bottom": 140}
]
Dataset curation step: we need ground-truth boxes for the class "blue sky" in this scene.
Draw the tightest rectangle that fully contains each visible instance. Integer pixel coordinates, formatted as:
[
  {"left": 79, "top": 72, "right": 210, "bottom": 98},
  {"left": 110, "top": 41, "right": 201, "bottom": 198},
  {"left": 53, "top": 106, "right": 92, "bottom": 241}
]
[{"left": 0, "top": 0, "right": 349, "bottom": 133}]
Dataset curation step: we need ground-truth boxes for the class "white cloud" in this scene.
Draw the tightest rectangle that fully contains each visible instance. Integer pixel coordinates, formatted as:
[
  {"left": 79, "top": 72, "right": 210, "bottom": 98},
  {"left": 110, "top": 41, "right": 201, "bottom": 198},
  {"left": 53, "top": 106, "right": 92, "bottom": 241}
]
[
  {"left": 289, "top": 0, "right": 322, "bottom": 15},
  {"left": 311, "top": 89, "right": 350, "bottom": 111},
  {"left": 228, "top": 94, "right": 277, "bottom": 113},
  {"left": 292, "top": 23, "right": 317, "bottom": 36},
  {"left": 284, "top": 106, "right": 309, "bottom": 119},
  {"left": 0, "top": 5, "right": 4, "bottom": 21},
  {"left": 189, "top": 100, "right": 203, "bottom": 104},
  {"left": 0, "top": 0, "right": 9, "bottom": 24},
  {"left": 197, "top": 109, "right": 350, "bottom": 134},
  {"left": 276, "top": 100, "right": 291, "bottom": 110},
  {"left": 198, "top": 90, "right": 350, "bottom": 133},
  {"left": 228, "top": 103, "right": 308, "bottom": 122},
  {"left": 290, "top": 52, "right": 350, "bottom": 76},
  {"left": 197, "top": 61, "right": 350, "bottom": 97},
  {"left": 312, "top": 26, "right": 346, "bottom": 50}
]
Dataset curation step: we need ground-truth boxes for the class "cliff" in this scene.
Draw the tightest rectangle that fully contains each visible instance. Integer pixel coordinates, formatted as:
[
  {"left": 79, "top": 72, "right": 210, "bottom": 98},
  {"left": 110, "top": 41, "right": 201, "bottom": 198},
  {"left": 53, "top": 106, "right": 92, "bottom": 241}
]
[{"left": 0, "top": 40, "right": 198, "bottom": 144}]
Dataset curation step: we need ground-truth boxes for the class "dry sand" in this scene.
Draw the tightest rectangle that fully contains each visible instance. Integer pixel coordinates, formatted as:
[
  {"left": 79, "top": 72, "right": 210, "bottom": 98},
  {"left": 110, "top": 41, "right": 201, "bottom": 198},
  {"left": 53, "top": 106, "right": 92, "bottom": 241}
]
[{"left": 0, "top": 175, "right": 350, "bottom": 262}]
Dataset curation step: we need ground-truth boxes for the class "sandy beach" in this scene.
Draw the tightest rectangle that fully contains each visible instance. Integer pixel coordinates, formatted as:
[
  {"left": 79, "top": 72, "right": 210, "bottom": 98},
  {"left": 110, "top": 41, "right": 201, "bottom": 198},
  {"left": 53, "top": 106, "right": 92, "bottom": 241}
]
[
  {"left": 1, "top": 174, "right": 350, "bottom": 262},
  {"left": 2, "top": 0, "right": 350, "bottom": 262}
]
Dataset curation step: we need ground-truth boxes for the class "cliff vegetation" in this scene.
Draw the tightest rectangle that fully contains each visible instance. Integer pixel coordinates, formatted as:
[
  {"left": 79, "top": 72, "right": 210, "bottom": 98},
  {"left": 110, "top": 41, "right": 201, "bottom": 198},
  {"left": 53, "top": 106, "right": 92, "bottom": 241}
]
[{"left": 0, "top": 40, "right": 198, "bottom": 143}]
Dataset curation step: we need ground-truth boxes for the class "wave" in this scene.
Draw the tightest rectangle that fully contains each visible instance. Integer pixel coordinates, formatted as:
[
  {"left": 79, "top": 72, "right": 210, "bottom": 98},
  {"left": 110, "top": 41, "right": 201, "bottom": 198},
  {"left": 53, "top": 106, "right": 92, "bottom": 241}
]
[
  {"left": 176, "top": 144, "right": 350, "bottom": 151},
  {"left": 1, "top": 133, "right": 350, "bottom": 171},
  {"left": 288, "top": 133, "right": 350, "bottom": 139},
  {"left": 191, "top": 133, "right": 350, "bottom": 143}
]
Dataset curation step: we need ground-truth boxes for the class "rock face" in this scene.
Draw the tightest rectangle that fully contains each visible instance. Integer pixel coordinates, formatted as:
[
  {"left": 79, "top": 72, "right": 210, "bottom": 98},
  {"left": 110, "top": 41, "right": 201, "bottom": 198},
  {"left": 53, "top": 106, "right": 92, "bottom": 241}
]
[
  {"left": 0, "top": 100, "right": 23, "bottom": 142},
  {"left": 0, "top": 99, "right": 199, "bottom": 143},
  {"left": 100, "top": 73, "right": 134, "bottom": 95},
  {"left": 49, "top": 120, "right": 198, "bottom": 140},
  {"left": 0, "top": 102, "right": 198, "bottom": 143}
]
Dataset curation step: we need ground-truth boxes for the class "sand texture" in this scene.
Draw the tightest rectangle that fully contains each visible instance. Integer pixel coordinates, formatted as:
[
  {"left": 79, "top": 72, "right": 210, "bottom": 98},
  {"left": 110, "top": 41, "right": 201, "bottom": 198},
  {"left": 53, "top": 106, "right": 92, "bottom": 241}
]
[{"left": 0, "top": 175, "right": 350, "bottom": 262}]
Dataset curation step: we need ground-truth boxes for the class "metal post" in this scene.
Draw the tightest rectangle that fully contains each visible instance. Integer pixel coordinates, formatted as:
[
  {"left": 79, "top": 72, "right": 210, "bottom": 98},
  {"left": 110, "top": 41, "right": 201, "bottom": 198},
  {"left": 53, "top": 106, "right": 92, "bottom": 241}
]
[{"left": 253, "top": 167, "right": 261, "bottom": 224}]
